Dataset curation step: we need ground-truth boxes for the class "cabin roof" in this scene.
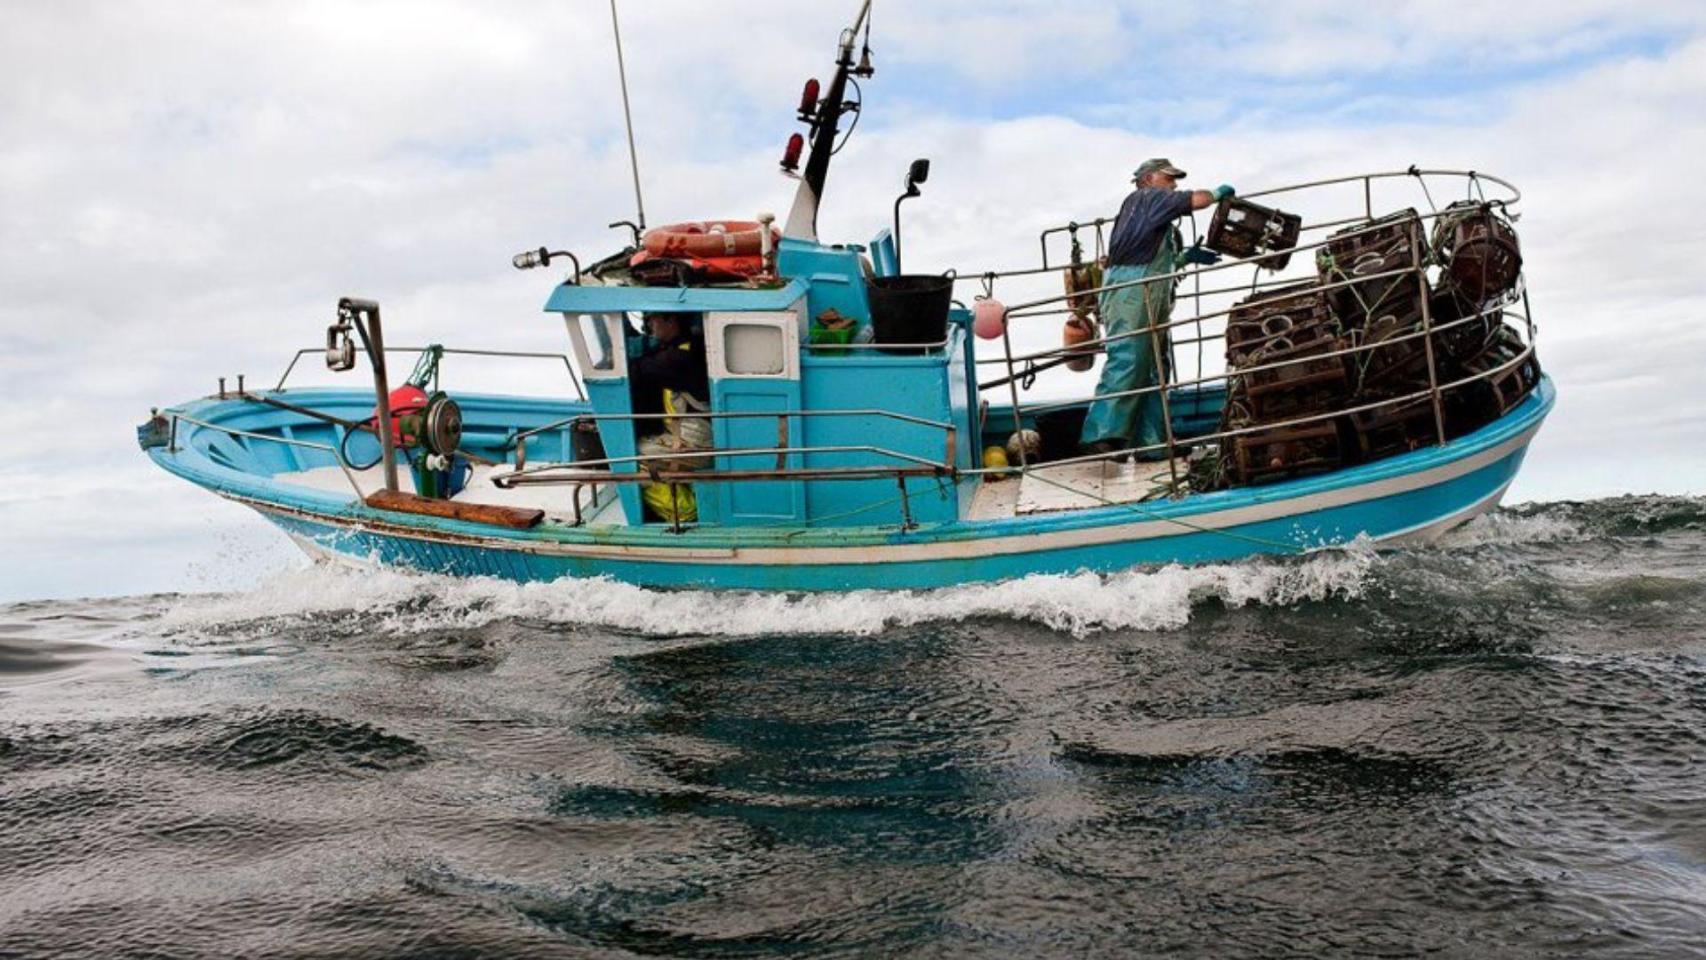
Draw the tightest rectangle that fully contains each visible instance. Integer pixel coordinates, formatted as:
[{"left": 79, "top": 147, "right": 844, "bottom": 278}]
[{"left": 544, "top": 278, "right": 808, "bottom": 315}]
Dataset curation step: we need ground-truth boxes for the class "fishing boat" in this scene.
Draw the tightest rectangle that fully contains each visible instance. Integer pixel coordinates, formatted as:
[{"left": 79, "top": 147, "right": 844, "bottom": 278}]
[{"left": 139, "top": 2, "right": 1553, "bottom": 592}]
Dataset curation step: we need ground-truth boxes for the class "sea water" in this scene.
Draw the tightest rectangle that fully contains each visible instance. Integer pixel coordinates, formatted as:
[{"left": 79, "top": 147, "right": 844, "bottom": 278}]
[{"left": 2, "top": 496, "right": 1704, "bottom": 957}]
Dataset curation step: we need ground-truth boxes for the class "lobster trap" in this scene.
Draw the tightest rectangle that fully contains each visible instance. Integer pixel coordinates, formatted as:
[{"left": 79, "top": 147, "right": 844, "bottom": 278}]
[
  {"left": 1241, "top": 337, "right": 1353, "bottom": 420},
  {"left": 1206, "top": 196, "right": 1303, "bottom": 271},
  {"left": 1452, "top": 325, "right": 1542, "bottom": 423},
  {"left": 1225, "top": 282, "right": 1338, "bottom": 368},
  {"left": 1317, "top": 209, "right": 1425, "bottom": 329},
  {"left": 1228, "top": 421, "right": 1344, "bottom": 486},
  {"left": 1432, "top": 201, "right": 1523, "bottom": 305},
  {"left": 1347, "top": 398, "right": 1440, "bottom": 461},
  {"left": 1429, "top": 289, "right": 1500, "bottom": 364}
]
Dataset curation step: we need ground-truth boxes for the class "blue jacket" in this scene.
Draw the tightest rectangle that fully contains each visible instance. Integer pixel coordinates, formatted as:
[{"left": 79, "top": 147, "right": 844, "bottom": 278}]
[{"left": 1106, "top": 188, "right": 1195, "bottom": 267}]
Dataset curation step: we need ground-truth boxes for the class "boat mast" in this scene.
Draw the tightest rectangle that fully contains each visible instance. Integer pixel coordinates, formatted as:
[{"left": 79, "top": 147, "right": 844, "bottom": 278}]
[
  {"left": 783, "top": 0, "right": 873, "bottom": 242},
  {"left": 609, "top": 0, "right": 648, "bottom": 232}
]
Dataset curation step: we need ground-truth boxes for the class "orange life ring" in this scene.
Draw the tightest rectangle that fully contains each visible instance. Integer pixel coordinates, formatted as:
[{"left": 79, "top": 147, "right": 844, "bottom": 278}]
[{"left": 642, "top": 221, "right": 777, "bottom": 260}]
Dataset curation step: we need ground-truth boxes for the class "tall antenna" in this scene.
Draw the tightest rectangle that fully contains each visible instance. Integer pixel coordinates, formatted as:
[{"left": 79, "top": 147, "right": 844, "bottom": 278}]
[{"left": 609, "top": 0, "right": 647, "bottom": 231}]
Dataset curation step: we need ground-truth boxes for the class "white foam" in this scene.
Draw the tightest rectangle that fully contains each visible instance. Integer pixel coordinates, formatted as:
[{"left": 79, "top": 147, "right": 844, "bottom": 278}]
[
  {"left": 1437, "top": 509, "right": 1582, "bottom": 548},
  {"left": 155, "top": 544, "right": 1378, "bottom": 639}
]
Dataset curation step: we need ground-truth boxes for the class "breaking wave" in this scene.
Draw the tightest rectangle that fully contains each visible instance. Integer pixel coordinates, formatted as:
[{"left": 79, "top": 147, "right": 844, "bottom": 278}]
[
  {"left": 155, "top": 545, "right": 1378, "bottom": 640},
  {"left": 131, "top": 495, "right": 1704, "bottom": 642}
]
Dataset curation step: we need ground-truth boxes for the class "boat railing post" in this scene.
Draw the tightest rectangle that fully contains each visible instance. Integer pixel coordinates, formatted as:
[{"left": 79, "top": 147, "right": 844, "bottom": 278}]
[
  {"left": 896, "top": 475, "right": 916, "bottom": 530},
  {"left": 997, "top": 296, "right": 1030, "bottom": 472},
  {"left": 1187, "top": 217, "right": 1204, "bottom": 387},
  {"left": 1412, "top": 242, "right": 1449, "bottom": 445},
  {"left": 1521, "top": 283, "right": 1536, "bottom": 345},
  {"left": 1141, "top": 277, "right": 1183, "bottom": 493}
]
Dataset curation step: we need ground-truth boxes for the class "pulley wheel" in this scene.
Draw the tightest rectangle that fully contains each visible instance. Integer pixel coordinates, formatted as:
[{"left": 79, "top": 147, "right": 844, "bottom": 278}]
[{"left": 422, "top": 393, "right": 463, "bottom": 458}]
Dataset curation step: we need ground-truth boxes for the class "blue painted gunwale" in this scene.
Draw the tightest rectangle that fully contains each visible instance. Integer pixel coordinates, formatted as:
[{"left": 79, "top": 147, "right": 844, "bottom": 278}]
[{"left": 146, "top": 378, "right": 1555, "bottom": 590}]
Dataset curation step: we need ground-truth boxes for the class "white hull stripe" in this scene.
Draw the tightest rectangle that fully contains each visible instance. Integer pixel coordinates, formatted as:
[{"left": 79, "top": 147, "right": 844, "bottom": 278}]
[{"left": 242, "top": 423, "right": 1539, "bottom": 568}]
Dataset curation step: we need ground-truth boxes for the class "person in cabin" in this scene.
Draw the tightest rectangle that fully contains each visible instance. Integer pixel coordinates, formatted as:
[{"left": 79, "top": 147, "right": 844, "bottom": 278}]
[
  {"left": 629, "top": 312, "right": 712, "bottom": 523},
  {"left": 1080, "top": 159, "right": 1234, "bottom": 460}
]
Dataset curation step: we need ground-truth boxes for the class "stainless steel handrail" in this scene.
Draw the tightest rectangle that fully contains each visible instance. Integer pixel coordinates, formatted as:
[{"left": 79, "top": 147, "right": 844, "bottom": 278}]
[
  {"left": 167, "top": 413, "right": 367, "bottom": 502},
  {"left": 967, "top": 338, "right": 1540, "bottom": 476},
  {"left": 513, "top": 406, "right": 955, "bottom": 442},
  {"left": 1022, "top": 168, "right": 1517, "bottom": 273},
  {"left": 273, "top": 344, "right": 585, "bottom": 400},
  {"left": 967, "top": 172, "right": 1533, "bottom": 493},
  {"left": 510, "top": 406, "right": 959, "bottom": 474},
  {"left": 496, "top": 443, "right": 951, "bottom": 485}
]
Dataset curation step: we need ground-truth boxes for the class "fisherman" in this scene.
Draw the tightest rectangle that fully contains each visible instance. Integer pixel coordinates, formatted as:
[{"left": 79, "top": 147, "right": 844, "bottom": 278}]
[
  {"left": 629, "top": 312, "right": 712, "bottom": 523},
  {"left": 1080, "top": 159, "right": 1234, "bottom": 459}
]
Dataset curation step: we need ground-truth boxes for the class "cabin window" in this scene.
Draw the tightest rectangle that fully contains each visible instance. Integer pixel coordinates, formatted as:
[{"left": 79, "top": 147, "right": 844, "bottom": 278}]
[
  {"left": 581, "top": 315, "right": 616, "bottom": 370},
  {"left": 563, "top": 312, "right": 628, "bottom": 380},
  {"left": 722, "top": 323, "right": 787, "bottom": 376},
  {"left": 704, "top": 310, "right": 801, "bottom": 381}
]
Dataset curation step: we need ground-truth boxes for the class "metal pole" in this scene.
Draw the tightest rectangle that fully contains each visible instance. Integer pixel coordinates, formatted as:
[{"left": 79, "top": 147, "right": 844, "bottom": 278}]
[
  {"left": 998, "top": 311, "right": 1029, "bottom": 471},
  {"left": 1413, "top": 246, "right": 1449, "bottom": 446},
  {"left": 609, "top": 0, "right": 647, "bottom": 231},
  {"left": 1142, "top": 280, "right": 1182, "bottom": 494},
  {"left": 362, "top": 306, "right": 400, "bottom": 493}
]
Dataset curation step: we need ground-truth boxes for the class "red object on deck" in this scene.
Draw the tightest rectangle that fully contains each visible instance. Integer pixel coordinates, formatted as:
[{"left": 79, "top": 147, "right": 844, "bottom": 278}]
[
  {"left": 628, "top": 249, "right": 768, "bottom": 281},
  {"left": 378, "top": 384, "right": 428, "bottom": 445}
]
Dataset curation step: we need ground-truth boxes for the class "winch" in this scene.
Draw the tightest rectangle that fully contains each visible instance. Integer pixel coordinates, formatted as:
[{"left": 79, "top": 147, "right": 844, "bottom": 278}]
[{"left": 400, "top": 390, "right": 469, "bottom": 499}]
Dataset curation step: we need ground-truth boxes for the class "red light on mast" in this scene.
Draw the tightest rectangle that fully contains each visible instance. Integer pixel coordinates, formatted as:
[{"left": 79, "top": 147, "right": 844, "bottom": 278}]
[
  {"left": 780, "top": 133, "right": 805, "bottom": 173},
  {"left": 797, "top": 78, "right": 821, "bottom": 119}
]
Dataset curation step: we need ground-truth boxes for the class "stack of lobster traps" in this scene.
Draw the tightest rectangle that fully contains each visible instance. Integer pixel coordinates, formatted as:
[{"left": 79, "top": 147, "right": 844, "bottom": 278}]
[{"left": 1215, "top": 198, "right": 1536, "bottom": 486}]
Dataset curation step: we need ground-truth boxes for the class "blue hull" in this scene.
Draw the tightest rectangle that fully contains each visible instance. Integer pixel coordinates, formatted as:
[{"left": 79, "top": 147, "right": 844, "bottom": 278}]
[{"left": 149, "top": 380, "right": 1554, "bottom": 591}]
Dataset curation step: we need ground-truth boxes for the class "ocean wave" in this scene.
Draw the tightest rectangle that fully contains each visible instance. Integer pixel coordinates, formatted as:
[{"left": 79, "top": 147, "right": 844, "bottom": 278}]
[
  {"left": 154, "top": 544, "right": 1378, "bottom": 640},
  {"left": 117, "top": 496, "right": 1706, "bottom": 643}
]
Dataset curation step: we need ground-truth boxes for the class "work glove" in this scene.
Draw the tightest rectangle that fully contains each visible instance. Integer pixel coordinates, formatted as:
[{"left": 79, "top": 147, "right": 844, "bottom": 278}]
[
  {"left": 1213, "top": 184, "right": 1236, "bottom": 202},
  {"left": 1177, "top": 242, "right": 1222, "bottom": 268}
]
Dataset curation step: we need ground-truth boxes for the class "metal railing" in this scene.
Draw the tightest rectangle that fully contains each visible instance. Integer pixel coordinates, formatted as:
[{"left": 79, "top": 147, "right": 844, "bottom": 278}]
[
  {"left": 273, "top": 344, "right": 586, "bottom": 400},
  {"left": 165, "top": 412, "right": 368, "bottom": 502},
  {"left": 491, "top": 406, "right": 960, "bottom": 529},
  {"left": 957, "top": 169, "right": 1536, "bottom": 492},
  {"left": 169, "top": 169, "right": 1537, "bottom": 528}
]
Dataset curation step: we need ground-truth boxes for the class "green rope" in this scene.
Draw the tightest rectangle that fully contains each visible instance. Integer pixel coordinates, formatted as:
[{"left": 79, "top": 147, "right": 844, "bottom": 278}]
[{"left": 407, "top": 345, "right": 444, "bottom": 391}]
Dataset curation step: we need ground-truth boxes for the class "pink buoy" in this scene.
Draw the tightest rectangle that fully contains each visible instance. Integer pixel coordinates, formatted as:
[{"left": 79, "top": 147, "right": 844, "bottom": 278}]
[{"left": 973, "top": 298, "right": 1008, "bottom": 340}]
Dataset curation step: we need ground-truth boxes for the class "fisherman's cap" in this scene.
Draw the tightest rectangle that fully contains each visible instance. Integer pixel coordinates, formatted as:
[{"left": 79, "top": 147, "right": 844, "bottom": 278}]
[{"left": 1133, "top": 158, "right": 1187, "bottom": 181}]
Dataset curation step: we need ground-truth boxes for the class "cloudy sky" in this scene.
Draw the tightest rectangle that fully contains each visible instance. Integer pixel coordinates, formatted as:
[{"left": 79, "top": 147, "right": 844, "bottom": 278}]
[{"left": 2, "top": 0, "right": 1703, "bottom": 602}]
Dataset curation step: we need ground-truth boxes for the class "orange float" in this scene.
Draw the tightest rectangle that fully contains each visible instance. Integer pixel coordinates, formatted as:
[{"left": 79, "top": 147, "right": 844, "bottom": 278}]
[{"left": 1062, "top": 316, "right": 1100, "bottom": 372}]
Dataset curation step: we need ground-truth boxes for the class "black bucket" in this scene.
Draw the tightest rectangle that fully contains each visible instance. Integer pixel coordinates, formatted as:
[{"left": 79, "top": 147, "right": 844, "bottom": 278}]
[{"left": 867, "top": 275, "right": 953, "bottom": 352}]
